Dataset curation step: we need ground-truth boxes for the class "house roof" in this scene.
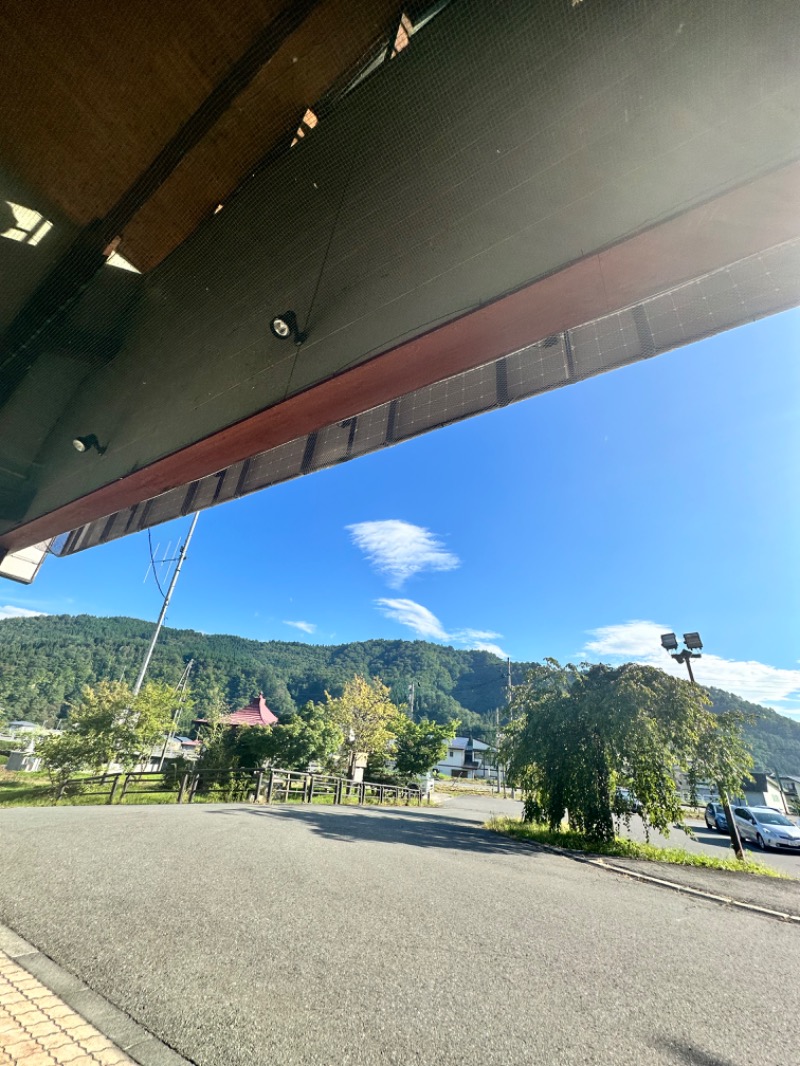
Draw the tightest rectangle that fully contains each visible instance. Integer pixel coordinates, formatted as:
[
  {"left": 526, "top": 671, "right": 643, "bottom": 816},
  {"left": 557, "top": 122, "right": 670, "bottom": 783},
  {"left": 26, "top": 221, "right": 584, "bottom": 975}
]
[
  {"left": 220, "top": 693, "right": 278, "bottom": 728},
  {"left": 744, "top": 772, "right": 780, "bottom": 790},
  {"left": 450, "top": 737, "right": 490, "bottom": 751}
]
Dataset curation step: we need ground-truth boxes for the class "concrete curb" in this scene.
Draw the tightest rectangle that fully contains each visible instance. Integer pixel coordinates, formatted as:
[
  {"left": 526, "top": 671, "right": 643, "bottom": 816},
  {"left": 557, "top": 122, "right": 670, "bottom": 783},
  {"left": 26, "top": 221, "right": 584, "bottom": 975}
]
[
  {"left": 0, "top": 923, "right": 195, "bottom": 1065},
  {"left": 492, "top": 833, "right": 800, "bottom": 924}
]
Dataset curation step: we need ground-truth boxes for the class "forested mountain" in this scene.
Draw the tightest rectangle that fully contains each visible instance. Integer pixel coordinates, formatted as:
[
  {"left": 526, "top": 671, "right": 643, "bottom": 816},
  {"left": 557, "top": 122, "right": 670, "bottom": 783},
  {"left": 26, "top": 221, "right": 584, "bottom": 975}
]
[
  {"left": 706, "top": 686, "right": 800, "bottom": 777},
  {"left": 1, "top": 614, "right": 798, "bottom": 772},
  {"left": 0, "top": 614, "right": 516, "bottom": 735}
]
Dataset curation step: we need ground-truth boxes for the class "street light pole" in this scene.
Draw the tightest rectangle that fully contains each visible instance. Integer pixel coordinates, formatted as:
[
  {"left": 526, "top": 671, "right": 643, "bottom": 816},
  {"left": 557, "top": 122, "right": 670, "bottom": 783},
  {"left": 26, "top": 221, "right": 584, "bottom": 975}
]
[
  {"left": 673, "top": 649, "right": 697, "bottom": 685},
  {"left": 660, "top": 630, "right": 746, "bottom": 862}
]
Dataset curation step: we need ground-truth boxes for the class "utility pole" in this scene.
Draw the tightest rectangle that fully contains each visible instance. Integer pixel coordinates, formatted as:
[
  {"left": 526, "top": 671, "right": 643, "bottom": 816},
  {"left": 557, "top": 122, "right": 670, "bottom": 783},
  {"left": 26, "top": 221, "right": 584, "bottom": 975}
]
[
  {"left": 157, "top": 659, "right": 194, "bottom": 772},
  {"left": 408, "top": 680, "right": 415, "bottom": 722},
  {"left": 774, "top": 769, "right": 790, "bottom": 815},
  {"left": 133, "top": 513, "right": 199, "bottom": 695}
]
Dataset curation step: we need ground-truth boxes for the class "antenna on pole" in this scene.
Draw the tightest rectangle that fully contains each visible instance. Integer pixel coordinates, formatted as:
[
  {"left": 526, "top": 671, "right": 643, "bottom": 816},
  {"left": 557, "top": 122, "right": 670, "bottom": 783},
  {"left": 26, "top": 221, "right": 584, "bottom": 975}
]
[{"left": 133, "top": 513, "right": 199, "bottom": 696}]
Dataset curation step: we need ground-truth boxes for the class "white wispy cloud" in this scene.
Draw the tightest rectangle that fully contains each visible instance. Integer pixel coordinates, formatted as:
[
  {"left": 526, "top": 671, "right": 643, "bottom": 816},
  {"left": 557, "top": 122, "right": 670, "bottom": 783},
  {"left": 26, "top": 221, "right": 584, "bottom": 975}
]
[
  {"left": 284, "top": 620, "right": 316, "bottom": 635},
  {"left": 376, "top": 598, "right": 508, "bottom": 658},
  {"left": 469, "top": 642, "right": 509, "bottom": 660},
  {"left": 347, "top": 520, "right": 460, "bottom": 587},
  {"left": 455, "top": 628, "right": 503, "bottom": 642},
  {"left": 376, "top": 599, "right": 449, "bottom": 641},
  {"left": 0, "top": 605, "right": 46, "bottom": 620},
  {"left": 581, "top": 620, "right": 800, "bottom": 716}
]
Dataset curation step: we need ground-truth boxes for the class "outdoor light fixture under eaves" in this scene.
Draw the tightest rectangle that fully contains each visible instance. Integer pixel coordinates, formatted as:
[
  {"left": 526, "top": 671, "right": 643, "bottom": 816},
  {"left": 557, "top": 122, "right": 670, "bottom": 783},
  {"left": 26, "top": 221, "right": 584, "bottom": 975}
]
[
  {"left": 71, "top": 434, "right": 107, "bottom": 455},
  {"left": 269, "top": 310, "right": 307, "bottom": 346}
]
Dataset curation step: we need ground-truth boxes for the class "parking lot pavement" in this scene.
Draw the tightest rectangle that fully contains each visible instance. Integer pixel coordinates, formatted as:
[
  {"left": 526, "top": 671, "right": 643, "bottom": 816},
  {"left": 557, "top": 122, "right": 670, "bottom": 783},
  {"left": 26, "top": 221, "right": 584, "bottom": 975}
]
[
  {"left": 619, "top": 816, "right": 800, "bottom": 877},
  {"left": 2, "top": 799, "right": 800, "bottom": 1066}
]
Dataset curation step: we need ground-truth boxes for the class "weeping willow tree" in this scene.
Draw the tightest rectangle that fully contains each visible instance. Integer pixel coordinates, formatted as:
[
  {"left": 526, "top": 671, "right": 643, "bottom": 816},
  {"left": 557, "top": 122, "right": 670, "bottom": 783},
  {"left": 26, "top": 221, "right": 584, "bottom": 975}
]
[{"left": 501, "top": 660, "right": 753, "bottom": 843}]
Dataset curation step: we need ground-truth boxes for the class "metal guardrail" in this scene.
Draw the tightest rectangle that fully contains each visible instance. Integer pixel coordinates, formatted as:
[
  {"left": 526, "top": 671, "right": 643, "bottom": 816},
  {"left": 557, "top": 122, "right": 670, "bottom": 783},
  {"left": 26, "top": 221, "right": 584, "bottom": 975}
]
[{"left": 55, "top": 767, "right": 428, "bottom": 807}]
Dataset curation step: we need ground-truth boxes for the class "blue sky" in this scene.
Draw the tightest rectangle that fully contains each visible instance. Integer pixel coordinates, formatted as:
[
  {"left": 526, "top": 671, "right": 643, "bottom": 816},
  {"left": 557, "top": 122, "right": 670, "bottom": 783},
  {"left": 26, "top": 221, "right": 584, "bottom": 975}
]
[{"left": 3, "top": 308, "right": 799, "bottom": 717}]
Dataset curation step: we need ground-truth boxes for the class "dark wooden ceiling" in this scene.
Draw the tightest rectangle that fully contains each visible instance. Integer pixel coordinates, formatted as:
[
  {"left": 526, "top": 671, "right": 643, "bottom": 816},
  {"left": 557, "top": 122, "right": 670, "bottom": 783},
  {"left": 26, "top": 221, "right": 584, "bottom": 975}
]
[{"left": 0, "top": 0, "right": 398, "bottom": 271}]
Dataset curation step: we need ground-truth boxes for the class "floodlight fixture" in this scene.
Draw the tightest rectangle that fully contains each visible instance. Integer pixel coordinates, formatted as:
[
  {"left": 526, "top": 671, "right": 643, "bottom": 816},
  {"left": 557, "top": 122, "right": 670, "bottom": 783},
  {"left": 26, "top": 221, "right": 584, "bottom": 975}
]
[
  {"left": 269, "top": 310, "right": 307, "bottom": 346},
  {"left": 71, "top": 434, "right": 106, "bottom": 455},
  {"left": 661, "top": 628, "right": 703, "bottom": 685}
]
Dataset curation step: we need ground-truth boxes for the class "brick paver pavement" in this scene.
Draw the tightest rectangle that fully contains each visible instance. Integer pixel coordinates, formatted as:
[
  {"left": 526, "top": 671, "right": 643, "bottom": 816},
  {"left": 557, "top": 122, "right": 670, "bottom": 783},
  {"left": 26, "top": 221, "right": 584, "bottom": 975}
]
[{"left": 0, "top": 951, "right": 133, "bottom": 1065}]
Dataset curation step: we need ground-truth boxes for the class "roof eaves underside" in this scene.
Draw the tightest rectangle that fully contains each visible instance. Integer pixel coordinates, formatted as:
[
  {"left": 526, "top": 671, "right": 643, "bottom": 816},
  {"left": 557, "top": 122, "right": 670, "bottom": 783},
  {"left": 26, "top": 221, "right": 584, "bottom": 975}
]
[
  {"left": 54, "top": 236, "right": 800, "bottom": 555},
  {"left": 0, "top": 0, "right": 404, "bottom": 273},
  {"left": 3, "top": 0, "right": 799, "bottom": 557}
]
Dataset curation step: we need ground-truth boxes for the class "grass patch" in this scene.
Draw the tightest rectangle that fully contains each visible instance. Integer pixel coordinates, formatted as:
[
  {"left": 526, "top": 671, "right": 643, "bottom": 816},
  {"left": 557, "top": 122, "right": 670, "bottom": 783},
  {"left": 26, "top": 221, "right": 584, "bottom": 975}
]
[
  {"left": 0, "top": 770, "right": 65, "bottom": 807},
  {"left": 487, "top": 816, "right": 786, "bottom": 878},
  {"left": 432, "top": 779, "right": 499, "bottom": 796}
]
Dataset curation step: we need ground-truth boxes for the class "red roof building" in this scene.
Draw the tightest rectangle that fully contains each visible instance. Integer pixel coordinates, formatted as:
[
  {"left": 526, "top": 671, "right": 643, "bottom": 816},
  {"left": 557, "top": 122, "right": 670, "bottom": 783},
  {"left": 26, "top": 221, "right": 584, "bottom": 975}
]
[{"left": 219, "top": 693, "right": 279, "bottom": 729}]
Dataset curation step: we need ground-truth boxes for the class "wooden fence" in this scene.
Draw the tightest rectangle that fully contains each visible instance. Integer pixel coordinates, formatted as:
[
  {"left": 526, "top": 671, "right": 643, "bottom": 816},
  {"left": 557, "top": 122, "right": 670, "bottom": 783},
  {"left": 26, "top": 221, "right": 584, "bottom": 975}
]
[{"left": 56, "top": 767, "right": 427, "bottom": 807}]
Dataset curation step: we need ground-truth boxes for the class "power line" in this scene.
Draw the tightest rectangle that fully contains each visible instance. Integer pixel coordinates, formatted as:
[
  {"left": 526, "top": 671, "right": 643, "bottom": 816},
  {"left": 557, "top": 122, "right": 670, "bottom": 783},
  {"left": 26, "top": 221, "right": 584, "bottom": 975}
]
[{"left": 147, "top": 528, "right": 167, "bottom": 599}]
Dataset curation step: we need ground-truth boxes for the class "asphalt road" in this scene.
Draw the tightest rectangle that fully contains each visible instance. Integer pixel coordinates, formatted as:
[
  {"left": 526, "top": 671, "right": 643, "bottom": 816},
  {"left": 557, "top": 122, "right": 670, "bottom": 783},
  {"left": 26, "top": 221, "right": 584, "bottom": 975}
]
[
  {"left": 2, "top": 794, "right": 799, "bottom": 1066},
  {"left": 619, "top": 815, "right": 800, "bottom": 877}
]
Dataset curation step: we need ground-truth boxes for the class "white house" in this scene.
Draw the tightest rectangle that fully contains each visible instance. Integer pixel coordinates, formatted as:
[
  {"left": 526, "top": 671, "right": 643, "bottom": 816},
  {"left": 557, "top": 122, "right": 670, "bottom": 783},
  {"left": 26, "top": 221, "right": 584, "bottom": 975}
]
[
  {"left": 673, "top": 770, "right": 719, "bottom": 805},
  {"left": 674, "top": 769, "right": 788, "bottom": 812},
  {"left": 435, "top": 737, "right": 502, "bottom": 781},
  {"left": 5, "top": 720, "right": 42, "bottom": 736},
  {"left": 779, "top": 775, "right": 800, "bottom": 810},
  {"left": 741, "top": 772, "right": 787, "bottom": 812}
]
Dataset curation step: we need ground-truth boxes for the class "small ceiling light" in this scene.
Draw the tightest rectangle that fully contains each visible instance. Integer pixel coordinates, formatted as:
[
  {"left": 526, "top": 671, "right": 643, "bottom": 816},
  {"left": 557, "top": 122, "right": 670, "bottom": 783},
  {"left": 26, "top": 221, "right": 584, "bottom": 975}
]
[
  {"left": 660, "top": 632, "right": 679, "bottom": 651},
  {"left": 270, "top": 310, "right": 307, "bottom": 346},
  {"left": 72, "top": 434, "right": 106, "bottom": 455}
]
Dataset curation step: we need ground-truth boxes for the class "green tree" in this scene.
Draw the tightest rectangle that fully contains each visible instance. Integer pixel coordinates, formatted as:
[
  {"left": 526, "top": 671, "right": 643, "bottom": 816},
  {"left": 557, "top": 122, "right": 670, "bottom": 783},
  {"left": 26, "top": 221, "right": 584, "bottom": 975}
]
[
  {"left": 503, "top": 661, "right": 753, "bottom": 844},
  {"left": 194, "top": 724, "right": 275, "bottom": 773},
  {"left": 265, "top": 702, "right": 343, "bottom": 771},
  {"left": 323, "top": 675, "right": 400, "bottom": 756},
  {"left": 132, "top": 681, "right": 191, "bottom": 766},
  {"left": 35, "top": 732, "right": 91, "bottom": 796},
  {"left": 195, "top": 702, "right": 343, "bottom": 775},
  {"left": 36, "top": 679, "right": 178, "bottom": 787},
  {"left": 391, "top": 715, "right": 458, "bottom": 777}
]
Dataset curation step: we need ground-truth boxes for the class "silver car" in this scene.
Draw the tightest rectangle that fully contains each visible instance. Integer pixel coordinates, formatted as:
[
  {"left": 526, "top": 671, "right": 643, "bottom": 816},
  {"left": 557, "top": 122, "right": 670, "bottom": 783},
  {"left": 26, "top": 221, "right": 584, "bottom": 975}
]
[{"left": 732, "top": 805, "right": 800, "bottom": 851}]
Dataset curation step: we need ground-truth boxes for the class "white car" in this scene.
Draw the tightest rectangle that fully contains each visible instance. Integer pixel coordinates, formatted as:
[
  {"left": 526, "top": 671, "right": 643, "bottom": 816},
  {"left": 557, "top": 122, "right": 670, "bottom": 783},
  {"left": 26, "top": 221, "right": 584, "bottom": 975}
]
[{"left": 732, "top": 805, "right": 800, "bottom": 851}]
